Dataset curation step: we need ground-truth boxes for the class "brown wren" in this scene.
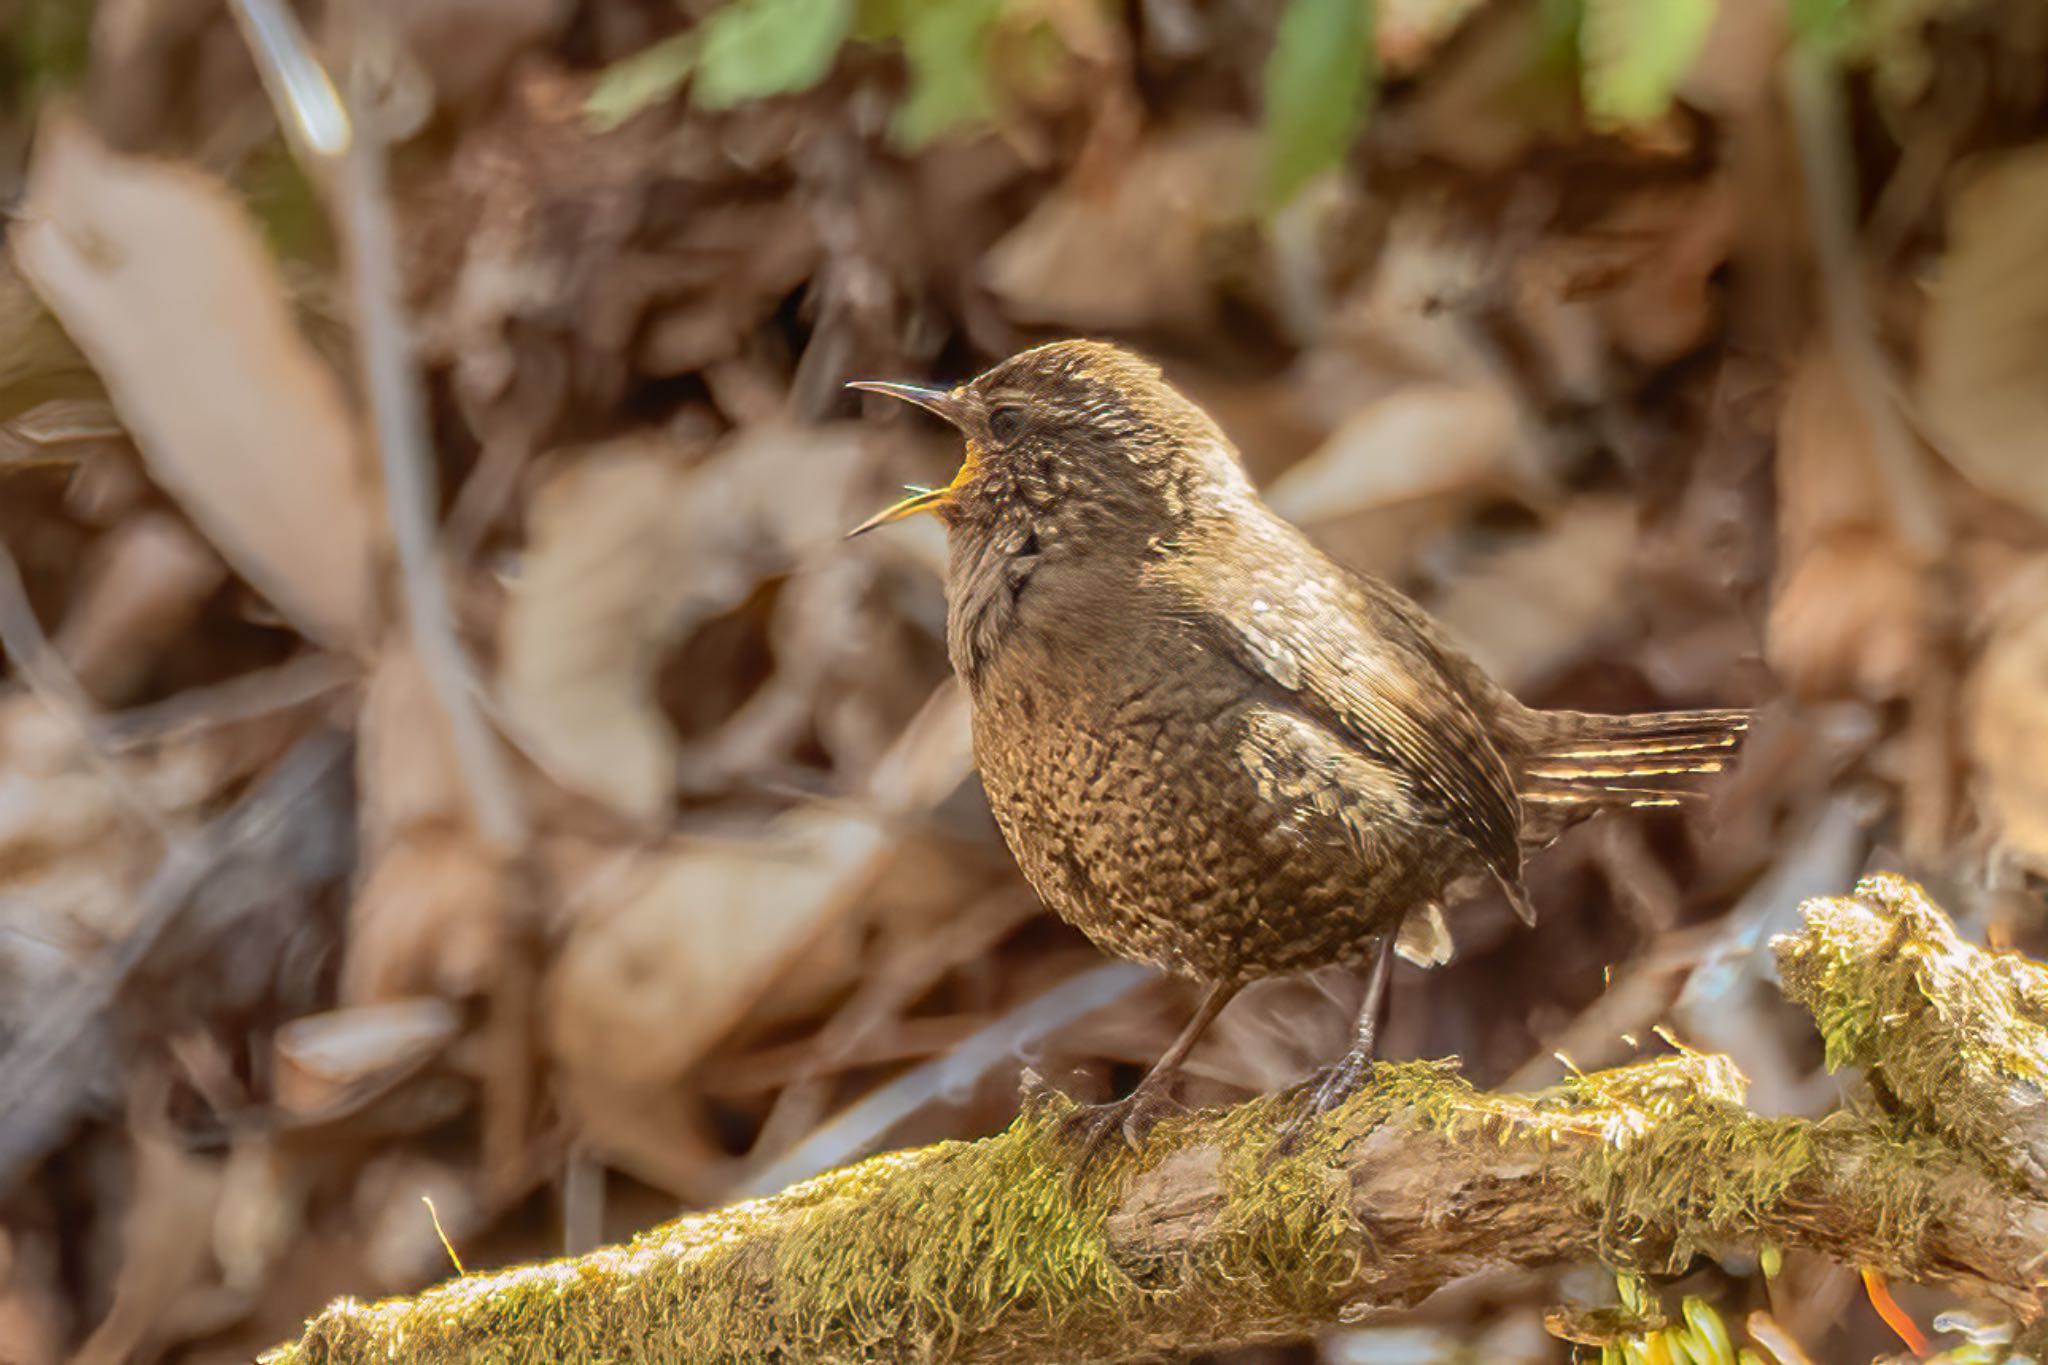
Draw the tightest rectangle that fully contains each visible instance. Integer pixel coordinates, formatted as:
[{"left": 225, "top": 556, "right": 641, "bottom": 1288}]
[{"left": 850, "top": 340, "right": 1747, "bottom": 1156}]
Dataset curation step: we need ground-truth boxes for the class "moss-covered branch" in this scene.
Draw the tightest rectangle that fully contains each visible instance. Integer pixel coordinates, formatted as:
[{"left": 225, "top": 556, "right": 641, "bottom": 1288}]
[
  {"left": 264, "top": 877, "right": 2048, "bottom": 1364},
  {"left": 1776, "top": 872, "right": 2048, "bottom": 1193}
]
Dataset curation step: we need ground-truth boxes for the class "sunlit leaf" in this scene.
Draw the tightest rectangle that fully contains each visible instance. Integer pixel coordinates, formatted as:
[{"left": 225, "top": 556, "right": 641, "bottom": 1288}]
[
  {"left": 892, "top": 0, "right": 1004, "bottom": 146},
  {"left": 16, "top": 117, "right": 377, "bottom": 650},
  {"left": 1579, "top": 0, "right": 1715, "bottom": 126},
  {"left": 1262, "top": 0, "right": 1376, "bottom": 206},
  {"left": 586, "top": 32, "right": 700, "bottom": 130},
  {"left": 694, "top": 0, "right": 855, "bottom": 109}
]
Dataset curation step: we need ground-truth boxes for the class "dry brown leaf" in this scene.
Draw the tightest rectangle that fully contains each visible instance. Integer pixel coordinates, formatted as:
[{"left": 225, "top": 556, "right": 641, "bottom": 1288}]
[
  {"left": 69, "top": 1113, "right": 229, "bottom": 1365},
  {"left": 750, "top": 685, "right": 977, "bottom": 1022},
  {"left": 1768, "top": 535, "right": 1926, "bottom": 701},
  {"left": 547, "top": 682, "right": 974, "bottom": 1185},
  {"left": 1378, "top": 0, "right": 1488, "bottom": 73},
  {"left": 497, "top": 440, "right": 687, "bottom": 822},
  {"left": 213, "top": 1134, "right": 300, "bottom": 1296},
  {"left": 1775, "top": 343, "right": 1900, "bottom": 547},
  {"left": 1921, "top": 143, "right": 2048, "bottom": 525},
  {"left": 1510, "top": 179, "right": 1735, "bottom": 374},
  {"left": 0, "top": 696, "right": 217, "bottom": 949},
  {"left": 357, "top": 643, "right": 471, "bottom": 856},
  {"left": 359, "top": 0, "right": 571, "bottom": 107},
  {"left": 861, "top": 681, "right": 974, "bottom": 816},
  {"left": 0, "top": 258, "right": 89, "bottom": 397},
  {"left": 1767, "top": 343, "right": 1926, "bottom": 700},
  {"left": 549, "top": 812, "right": 886, "bottom": 1082},
  {"left": 1968, "top": 563, "right": 2048, "bottom": 877},
  {"left": 53, "top": 512, "right": 225, "bottom": 706},
  {"left": 678, "top": 561, "right": 962, "bottom": 797},
  {"left": 1263, "top": 381, "right": 1527, "bottom": 527},
  {"left": 1323, "top": 208, "right": 1507, "bottom": 391},
  {"left": 63, "top": 445, "right": 153, "bottom": 528},
  {"left": 1679, "top": 0, "right": 1788, "bottom": 116},
  {"left": 411, "top": 66, "right": 705, "bottom": 438},
  {"left": 0, "top": 1228, "right": 63, "bottom": 1365},
  {"left": 1430, "top": 497, "right": 1641, "bottom": 690},
  {"left": 546, "top": 808, "right": 886, "bottom": 1183},
  {"left": 0, "top": 397, "right": 124, "bottom": 471},
  {"left": 0, "top": 707, "right": 124, "bottom": 876},
  {"left": 342, "top": 825, "right": 502, "bottom": 1004},
  {"left": 636, "top": 200, "right": 820, "bottom": 378},
  {"left": 13, "top": 116, "right": 378, "bottom": 652},
  {"left": 499, "top": 423, "right": 867, "bottom": 822},
  {"left": 273, "top": 998, "right": 462, "bottom": 1120},
  {"left": 1585, "top": 181, "right": 1735, "bottom": 367},
  {"left": 983, "top": 123, "right": 1261, "bottom": 332}
]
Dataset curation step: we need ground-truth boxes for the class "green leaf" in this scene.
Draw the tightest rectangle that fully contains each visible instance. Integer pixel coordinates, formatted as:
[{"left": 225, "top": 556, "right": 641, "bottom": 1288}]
[
  {"left": 891, "top": 0, "right": 1005, "bottom": 146},
  {"left": 1538, "top": 0, "right": 1586, "bottom": 65},
  {"left": 1579, "top": 0, "right": 1716, "bottom": 126},
  {"left": 1262, "top": 0, "right": 1377, "bottom": 208},
  {"left": 852, "top": 0, "right": 914, "bottom": 43},
  {"left": 585, "top": 31, "right": 701, "bottom": 130},
  {"left": 694, "top": 0, "right": 856, "bottom": 109},
  {"left": 1787, "top": 0, "right": 1842, "bottom": 37},
  {"left": 1787, "top": 0, "right": 1860, "bottom": 49}
]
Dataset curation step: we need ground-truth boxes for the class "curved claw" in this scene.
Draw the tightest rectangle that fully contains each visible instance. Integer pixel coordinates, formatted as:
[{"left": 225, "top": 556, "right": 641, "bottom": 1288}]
[
  {"left": 1269, "top": 1052, "right": 1379, "bottom": 1159},
  {"left": 1060, "top": 1087, "right": 1183, "bottom": 1188}
]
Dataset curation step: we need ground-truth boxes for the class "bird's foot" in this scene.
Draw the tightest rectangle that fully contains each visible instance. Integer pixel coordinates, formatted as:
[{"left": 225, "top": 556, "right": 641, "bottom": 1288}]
[
  {"left": 1059, "top": 1084, "right": 1182, "bottom": 1187},
  {"left": 1269, "top": 1050, "right": 1379, "bottom": 1158}
]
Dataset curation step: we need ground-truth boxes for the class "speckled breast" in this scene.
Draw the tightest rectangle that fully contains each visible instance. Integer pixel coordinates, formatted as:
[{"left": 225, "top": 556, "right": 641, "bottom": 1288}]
[{"left": 967, "top": 641, "right": 1469, "bottom": 984}]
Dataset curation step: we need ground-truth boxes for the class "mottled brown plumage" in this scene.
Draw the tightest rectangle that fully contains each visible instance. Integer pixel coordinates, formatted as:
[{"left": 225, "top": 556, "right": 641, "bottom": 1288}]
[{"left": 851, "top": 340, "right": 1748, "bottom": 1151}]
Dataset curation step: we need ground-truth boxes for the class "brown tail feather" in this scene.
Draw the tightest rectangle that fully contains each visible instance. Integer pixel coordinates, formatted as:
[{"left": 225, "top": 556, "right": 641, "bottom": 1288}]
[{"left": 1515, "top": 707, "right": 1749, "bottom": 844}]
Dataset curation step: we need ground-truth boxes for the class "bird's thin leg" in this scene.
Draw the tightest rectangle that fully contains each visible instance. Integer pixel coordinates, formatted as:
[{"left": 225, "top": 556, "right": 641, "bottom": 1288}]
[
  {"left": 1273, "top": 935, "right": 1395, "bottom": 1153},
  {"left": 1142, "top": 978, "right": 1240, "bottom": 1090},
  {"left": 1066, "top": 980, "right": 1239, "bottom": 1168},
  {"left": 1338, "top": 931, "right": 1396, "bottom": 1076}
]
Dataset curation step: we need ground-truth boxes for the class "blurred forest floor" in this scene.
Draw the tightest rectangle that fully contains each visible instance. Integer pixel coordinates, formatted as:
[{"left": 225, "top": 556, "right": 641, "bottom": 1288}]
[{"left": 1, "top": 0, "right": 2047, "bottom": 1361}]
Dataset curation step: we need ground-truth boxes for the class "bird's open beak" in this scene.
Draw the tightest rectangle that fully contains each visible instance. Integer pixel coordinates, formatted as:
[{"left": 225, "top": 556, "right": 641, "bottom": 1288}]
[
  {"left": 849, "top": 380, "right": 957, "bottom": 421},
  {"left": 846, "top": 380, "right": 975, "bottom": 537}
]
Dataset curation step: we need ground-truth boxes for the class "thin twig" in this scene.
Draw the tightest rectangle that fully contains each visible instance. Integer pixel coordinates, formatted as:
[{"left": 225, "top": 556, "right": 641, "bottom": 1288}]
[
  {"left": 99, "top": 651, "right": 357, "bottom": 750},
  {"left": 227, "top": 0, "right": 525, "bottom": 850},
  {"left": 1785, "top": 45, "right": 1947, "bottom": 557},
  {"left": 337, "top": 57, "right": 525, "bottom": 850},
  {"left": 561, "top": 1143, "right": 605, "bottom": 1258},
  {"left": 0, "top": 537, "right": 175, "bottom": 841}
]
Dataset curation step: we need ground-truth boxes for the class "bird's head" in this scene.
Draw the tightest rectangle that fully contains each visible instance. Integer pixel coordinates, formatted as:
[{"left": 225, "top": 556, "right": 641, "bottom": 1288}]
[{"left": 847, "top": 339, "right": 1242, "bottom": 547}]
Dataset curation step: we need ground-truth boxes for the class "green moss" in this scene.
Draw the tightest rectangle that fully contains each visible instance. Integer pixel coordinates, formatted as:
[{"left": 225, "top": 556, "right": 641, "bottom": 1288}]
[
  {"left": 768, "top": 1108, "right": 1133, "bottom": 1354},
  {"left": 266, "top": 1103, "right": 1183, "bottom": 1364},
  {"left": 262, "top": 890, "right": 2047, "bottom": 1365},
  {"left": 1579, "top": 1075, "right": 1970, "bottom": 1282},
  {"left": 1775, "top": 873, "right": 2048, "bottom": 1186},
  {"left": 265, "top": 1064, "right": 1531, "bottom": 1363},
  {"left": 265, "top": 1049, "right": 1970, "bottom": 1363},
  {"left": 1585, "top": 1102, "right": 1817, "bottom": 1269},
  {"left": 1205, "top": 1061, "right": 1471, "bottom": 1304}
]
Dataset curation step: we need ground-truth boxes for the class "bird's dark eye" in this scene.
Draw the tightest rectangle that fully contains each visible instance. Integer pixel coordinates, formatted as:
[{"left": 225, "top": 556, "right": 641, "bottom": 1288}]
[{"left": 987, "top": 405, "right": 1026, "bottom": 444}]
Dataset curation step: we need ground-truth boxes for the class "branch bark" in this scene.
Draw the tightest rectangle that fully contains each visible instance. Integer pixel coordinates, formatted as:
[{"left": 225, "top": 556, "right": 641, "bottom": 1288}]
[{"left": 262, "top": 876, "right": 2048, "bottom": 1364}]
